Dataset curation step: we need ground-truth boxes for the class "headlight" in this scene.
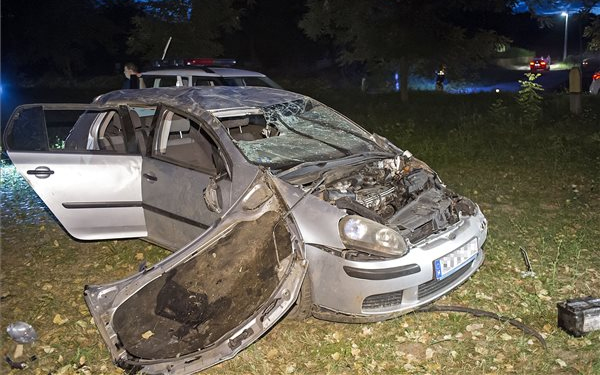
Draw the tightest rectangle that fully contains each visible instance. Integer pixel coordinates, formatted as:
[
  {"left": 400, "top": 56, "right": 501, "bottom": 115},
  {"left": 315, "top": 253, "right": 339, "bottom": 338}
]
[{"left": 339, "top": 215, "right": 408, "bottom": 257}]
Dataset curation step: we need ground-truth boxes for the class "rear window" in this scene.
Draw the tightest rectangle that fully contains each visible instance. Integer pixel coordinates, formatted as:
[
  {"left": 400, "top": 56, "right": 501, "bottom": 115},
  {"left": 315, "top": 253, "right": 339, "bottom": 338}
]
[
  {"left": 221, "top": 76, "right": 280, "bottom": 89},
  {"left": 192, "top": 76, "right": 220, "bottom": 86},
  {"left": 144, "top": 76, "right": 179, "bottom": 88}
]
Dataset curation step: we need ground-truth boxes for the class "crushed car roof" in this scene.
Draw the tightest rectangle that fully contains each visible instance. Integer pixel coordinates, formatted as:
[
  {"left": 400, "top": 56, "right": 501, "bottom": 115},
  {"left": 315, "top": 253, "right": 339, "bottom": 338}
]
[{"left": 94, "top": 86, "right": 305, "bottom": 111}]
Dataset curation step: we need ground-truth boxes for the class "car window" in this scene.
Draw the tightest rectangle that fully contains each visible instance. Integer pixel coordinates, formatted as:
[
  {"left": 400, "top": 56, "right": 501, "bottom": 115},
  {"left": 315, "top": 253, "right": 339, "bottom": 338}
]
[
  {"left": 5, "top": 106, "right": 138, "bottom": 154},
  {"left": 192, "top": 76, "right": 219, "bottom": 86},
  {"left": 221, "top": 76, "right": 280, "bottom": 88},
  {"left": 145, "top": 76, "right": 178, "bottom": 88},
  {"left": 221, "top": 77, "right": 244, "bottom": 86},
  {"left": 241, "top": 77, "right": 278, "bottom": 88},
  {"left": 153, "top": 110, "right": 220, "bottom": 174}
]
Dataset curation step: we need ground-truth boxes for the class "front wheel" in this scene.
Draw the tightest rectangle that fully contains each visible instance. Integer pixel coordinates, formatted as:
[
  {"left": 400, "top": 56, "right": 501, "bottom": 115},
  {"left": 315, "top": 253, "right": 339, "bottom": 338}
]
[{"left": 287, "top": 278, "right": 313, "bottom": 320}]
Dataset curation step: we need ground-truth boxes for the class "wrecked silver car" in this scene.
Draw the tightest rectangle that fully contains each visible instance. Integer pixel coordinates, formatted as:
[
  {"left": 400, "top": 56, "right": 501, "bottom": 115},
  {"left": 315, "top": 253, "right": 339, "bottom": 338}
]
[{"left": 3, "top": 87, "right": 487, "bottom": 374}]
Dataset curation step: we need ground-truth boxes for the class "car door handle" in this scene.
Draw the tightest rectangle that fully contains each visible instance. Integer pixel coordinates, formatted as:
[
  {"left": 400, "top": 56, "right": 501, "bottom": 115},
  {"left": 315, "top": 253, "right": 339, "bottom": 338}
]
[
  {"left": 27, "top": 166, "right": 55, "bottom": 179},
  {"left": 143, "top": 173, "right": 158, "bottom": 182}
]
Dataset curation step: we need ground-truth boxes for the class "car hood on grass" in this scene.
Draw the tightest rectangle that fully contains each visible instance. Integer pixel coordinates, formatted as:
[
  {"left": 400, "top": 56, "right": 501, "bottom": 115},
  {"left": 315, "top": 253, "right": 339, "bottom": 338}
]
[{"left": 84, "top": 170, "right": 307, "bottom": 375}]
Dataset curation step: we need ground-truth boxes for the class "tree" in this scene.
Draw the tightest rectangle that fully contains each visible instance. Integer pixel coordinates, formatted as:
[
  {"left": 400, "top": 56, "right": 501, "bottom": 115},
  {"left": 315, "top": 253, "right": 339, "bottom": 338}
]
[
  {"left": 1, "top": 0, "right": 141, "bottom": 80},
  {"left": 517, "top": 73, "right": 544, "bottom": 128},
  {"left": 299, "top": 0, "right": 513, "bottom": 101},
  {"left": 223, "top": 0, "right": 324, "bottom": 69},
  {"left": 584, "top": 16, "right": 600, "bottom": 51},
  {"left": 127, "top": 0, "right": 242, "bottom": 60},
  {"left": 520, "top": 0, "right": 600, "bottom": 53}
]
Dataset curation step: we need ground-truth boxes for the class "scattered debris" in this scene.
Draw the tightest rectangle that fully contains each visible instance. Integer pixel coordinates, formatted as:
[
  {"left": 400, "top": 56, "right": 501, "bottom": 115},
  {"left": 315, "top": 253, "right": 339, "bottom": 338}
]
[
  {"left": 13, "top": 344, "right": 23, "bottom": 359},
  {"left": 6, "top": 321, "right": 37, "bottom": 344},
  {"left": 4, "top": 355, "right": 34, "bottom": 370},
  {"left": 519, "top": 247, "right": 536, "bottom": 278},
  {"left": 557, "top": 296, "right": 600, "bottom": 336},
  {"left": 417, "top": 304, "right": 547, "bottom": 349}
]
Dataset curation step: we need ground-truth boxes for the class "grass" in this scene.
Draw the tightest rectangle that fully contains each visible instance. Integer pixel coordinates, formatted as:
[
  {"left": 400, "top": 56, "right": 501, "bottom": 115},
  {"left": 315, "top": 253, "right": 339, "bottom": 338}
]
[{"left": 1, "top": 90, "right": 599, "bottom": 374}]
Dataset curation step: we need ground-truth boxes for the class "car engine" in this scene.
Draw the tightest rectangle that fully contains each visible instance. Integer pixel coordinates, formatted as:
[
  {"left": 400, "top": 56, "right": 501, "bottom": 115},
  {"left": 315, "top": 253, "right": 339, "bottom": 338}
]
[{"left": 317, "top": 156, "right": 476, "bottom": 244}]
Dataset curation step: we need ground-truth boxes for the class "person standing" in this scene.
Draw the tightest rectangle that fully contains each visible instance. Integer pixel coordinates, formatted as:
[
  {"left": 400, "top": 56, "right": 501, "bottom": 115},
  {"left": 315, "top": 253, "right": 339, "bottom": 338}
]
[
  {"left": 435, "top": 65, "right": 446, "bottom": 91},
  {"left": 122, "top": 62, "right": 142, "bottom": 89}
]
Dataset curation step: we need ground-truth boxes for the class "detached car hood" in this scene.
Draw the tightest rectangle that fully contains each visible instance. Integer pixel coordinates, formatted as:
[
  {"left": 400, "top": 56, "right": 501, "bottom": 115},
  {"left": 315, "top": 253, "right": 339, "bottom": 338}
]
[{"left": 84, "top": 170, "right": 306, "bottom": 375}]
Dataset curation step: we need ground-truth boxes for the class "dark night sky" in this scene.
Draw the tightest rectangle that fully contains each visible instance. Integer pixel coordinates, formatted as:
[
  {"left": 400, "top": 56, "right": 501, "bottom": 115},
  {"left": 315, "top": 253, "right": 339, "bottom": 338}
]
[{"left": 1, "top": 0, "right": 598, "bottom": 83}]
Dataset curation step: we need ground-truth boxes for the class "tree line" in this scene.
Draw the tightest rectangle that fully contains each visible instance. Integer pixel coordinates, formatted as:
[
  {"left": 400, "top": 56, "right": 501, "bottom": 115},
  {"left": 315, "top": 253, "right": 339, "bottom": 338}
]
[{"left": 2, "top": 0, "right": 599, "bottom": 96}]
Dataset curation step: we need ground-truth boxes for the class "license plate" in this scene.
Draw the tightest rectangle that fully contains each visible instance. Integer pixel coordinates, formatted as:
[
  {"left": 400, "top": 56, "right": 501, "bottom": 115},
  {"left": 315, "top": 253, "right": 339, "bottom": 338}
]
[{"left": 434, "top": 238, "right": 478, "bottom": 280}]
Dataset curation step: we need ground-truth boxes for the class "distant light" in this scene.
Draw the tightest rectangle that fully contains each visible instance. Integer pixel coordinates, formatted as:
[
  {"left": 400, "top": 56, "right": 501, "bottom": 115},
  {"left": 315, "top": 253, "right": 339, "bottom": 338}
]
[
  {"left": 394, "top": 72, "right": 400, "bottom": 92},
  {"left": 561, "top": 11, "right": 568, "bottom": 16},
  {"left": 495, "top": 88, "right": 500, "bottom": 93}
]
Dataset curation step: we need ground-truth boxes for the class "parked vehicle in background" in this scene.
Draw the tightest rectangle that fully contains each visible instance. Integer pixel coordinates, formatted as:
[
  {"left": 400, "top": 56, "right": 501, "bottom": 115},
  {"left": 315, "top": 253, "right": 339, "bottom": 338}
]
[
  {"left": 529, "top": 57, "right": 549, "bottom": 73},
  {"left": 582, "top": 56, "right": 600, "bottom": 71},
  {"left": 581, "top": 56, "right": 600, "bottom": 95},
  {"left": 3, "top": 86, "right": 487, "bottom": 375},
  {"left": 141, "top": 58, "right": 281, "bottom": 89},
  {"left": 590, "top": 71, "right": 600, "bottom": 95}
]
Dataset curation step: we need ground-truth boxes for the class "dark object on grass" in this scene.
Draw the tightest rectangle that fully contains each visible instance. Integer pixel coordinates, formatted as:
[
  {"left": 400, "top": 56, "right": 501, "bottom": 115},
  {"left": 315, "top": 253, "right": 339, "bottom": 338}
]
[
  {"left": 519, "top": 246, "right": 536, "bottom": 278},
  {"left": 557, "top": 296, "right": 600, "bottom": 337},
  {"left": 417, "top": 304, "right": 547, "bottom": 349},
  {"left": 4, "top": 355, "right": 27, "bottom": 370}
]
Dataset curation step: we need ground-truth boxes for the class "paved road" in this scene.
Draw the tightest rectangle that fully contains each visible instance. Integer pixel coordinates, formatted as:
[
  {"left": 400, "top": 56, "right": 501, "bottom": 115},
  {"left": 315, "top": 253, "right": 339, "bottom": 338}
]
[
  {"left": 446, "top": 67, "right": 572, "bottom": 94},
  {"left": 535, "top": 69, "right": 570, "bottom": 92}
]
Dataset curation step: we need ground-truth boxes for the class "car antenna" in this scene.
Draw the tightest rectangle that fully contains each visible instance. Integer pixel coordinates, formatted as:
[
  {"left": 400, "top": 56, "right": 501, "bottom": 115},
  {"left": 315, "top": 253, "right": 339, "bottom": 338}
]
[{"left": 161, "top": 36, "right": 172, "bottom": 60}]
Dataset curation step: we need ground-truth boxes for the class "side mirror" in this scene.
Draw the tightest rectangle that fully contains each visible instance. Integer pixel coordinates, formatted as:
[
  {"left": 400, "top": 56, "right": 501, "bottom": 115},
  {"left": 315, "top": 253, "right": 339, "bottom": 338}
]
[{"left": 203, "top": 176, "right": 222, "bottom": 213}]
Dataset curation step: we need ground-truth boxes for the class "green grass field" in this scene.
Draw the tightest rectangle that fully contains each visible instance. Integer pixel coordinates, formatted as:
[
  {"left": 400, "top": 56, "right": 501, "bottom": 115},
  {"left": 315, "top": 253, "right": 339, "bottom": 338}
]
[{"left": 1, "top": 91, "right": 599, "bottom": 374}]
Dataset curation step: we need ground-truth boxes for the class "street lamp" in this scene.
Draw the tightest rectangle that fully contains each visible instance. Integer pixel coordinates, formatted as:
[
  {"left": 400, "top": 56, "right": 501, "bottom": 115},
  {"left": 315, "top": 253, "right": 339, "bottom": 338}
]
[{"left": 561, "top": 12, "right": 569, "bottom": 61}]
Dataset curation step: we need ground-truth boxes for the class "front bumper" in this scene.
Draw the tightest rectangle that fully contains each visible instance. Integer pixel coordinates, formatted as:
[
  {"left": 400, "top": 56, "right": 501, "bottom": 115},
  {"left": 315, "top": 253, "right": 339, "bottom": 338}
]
[{"left": 306, "top": 209, "right": 487, "bottom": 321}]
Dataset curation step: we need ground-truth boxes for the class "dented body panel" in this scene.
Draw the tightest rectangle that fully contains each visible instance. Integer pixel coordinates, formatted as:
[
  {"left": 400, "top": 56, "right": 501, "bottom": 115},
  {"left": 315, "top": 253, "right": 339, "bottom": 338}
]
[{"left": 84, "top": 171, "right": 307, "bottom": 374}]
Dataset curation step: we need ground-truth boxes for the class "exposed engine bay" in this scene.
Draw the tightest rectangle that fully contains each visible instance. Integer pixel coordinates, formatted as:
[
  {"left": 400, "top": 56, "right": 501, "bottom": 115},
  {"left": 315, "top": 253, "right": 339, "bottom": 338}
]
[{"left": 314, "top": 155, "right": 477, "bottom": 245}]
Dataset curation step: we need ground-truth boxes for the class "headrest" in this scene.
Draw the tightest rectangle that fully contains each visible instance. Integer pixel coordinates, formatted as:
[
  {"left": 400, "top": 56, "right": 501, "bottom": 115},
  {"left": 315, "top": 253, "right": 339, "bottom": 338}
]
[
  {"left": 221, "top": 117, "right": 250, "bottom": 129},
  {"left": 170, "top": 117, "right": 190, "bottom": 132}
]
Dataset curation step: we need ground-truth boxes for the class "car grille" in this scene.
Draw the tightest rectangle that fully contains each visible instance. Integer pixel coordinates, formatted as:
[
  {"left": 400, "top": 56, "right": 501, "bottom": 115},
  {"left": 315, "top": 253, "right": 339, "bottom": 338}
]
[
  {"left": 418, "top": 259, "right": 474, "bottom": 299},
  {"left": 362, "top": 290, "right": 404, "bottom": 312},
  {"left": 360, "top": 258, "right": 476, "bottom": 312}
]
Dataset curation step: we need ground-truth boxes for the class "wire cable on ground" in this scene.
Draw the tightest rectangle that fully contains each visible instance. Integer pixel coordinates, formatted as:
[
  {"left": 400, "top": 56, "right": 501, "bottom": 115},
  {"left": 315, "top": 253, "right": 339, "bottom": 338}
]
[{"left": 416, "top": 304, "right": 547, "bottom": 349}]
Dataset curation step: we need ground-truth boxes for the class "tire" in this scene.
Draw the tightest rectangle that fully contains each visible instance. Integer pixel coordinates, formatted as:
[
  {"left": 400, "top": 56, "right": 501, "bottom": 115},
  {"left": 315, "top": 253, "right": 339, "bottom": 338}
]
[{"left": 287, "top": 278, "right": 313, "bottom": 320}]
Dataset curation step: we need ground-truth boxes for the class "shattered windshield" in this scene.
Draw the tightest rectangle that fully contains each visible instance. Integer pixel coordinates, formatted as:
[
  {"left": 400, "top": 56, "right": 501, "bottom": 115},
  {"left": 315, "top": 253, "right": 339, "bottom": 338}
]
[{"left": 221, "top": 98, "right": 380, "bottom": 170}]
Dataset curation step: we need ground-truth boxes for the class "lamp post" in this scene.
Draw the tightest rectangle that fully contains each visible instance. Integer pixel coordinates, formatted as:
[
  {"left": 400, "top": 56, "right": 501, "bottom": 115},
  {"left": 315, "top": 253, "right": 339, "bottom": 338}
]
[{"left": 561, "top": 12, "right": 569, "bottom": 61}]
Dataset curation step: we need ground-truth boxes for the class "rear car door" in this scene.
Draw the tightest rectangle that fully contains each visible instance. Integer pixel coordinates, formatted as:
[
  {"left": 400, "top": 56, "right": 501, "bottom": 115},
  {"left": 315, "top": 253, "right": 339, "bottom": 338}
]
[
  {"left": 3, "top": 104, "right": 146, "bottom": 240},
  {"left": 84, "top": 170, "right": 307, "bottom": 375}
]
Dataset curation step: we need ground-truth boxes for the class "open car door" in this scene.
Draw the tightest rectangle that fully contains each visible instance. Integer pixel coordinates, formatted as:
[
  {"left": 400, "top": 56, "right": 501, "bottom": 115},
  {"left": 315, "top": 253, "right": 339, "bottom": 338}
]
[
  {"left": 84, "top": 170, "right": 307, "bottom": 375},
  {"left": 3, "top": 104, "right": 146, "bottom": 240}
]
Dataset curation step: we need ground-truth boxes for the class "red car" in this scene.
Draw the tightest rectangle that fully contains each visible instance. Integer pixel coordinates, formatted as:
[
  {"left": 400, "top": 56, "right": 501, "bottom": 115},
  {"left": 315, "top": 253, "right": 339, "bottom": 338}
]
[{"left": 529, "top": 58, "right": 550, "bottom": 73}]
